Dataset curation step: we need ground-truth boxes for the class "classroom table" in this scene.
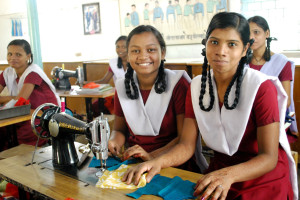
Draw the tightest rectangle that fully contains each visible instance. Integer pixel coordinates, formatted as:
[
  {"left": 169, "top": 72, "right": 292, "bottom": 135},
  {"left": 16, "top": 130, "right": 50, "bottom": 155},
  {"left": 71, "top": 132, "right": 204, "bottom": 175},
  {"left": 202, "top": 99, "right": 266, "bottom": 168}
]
[
  {"left": 0, "top": 109, "right": 35, "bottom": 148},
  {"left": 0, "top": 109, "right": 34, "bottom": 128},
  {"left": 0, "top": 144, "right": 203, "bottom": 200},
  {"left": 56, "top": 86, "right": 115, "bottom": 122}
]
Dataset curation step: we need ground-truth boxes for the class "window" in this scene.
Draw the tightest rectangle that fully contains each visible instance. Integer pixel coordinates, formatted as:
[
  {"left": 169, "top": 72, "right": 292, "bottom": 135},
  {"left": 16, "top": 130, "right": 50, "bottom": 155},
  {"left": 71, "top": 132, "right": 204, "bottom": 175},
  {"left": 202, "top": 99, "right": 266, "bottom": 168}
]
[{"left": 239, "top": 0, "right": 300, "bottom": 52}]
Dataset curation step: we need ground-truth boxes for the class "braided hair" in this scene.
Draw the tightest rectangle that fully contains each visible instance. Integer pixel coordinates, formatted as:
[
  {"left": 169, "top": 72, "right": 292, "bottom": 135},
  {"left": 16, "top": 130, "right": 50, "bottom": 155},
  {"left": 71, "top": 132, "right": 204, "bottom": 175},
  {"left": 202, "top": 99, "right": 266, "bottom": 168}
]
[
  {"left": 8, "top": 39, "right": 33, "bottom": 65},
  {"left": 248, "top": 16, "right": 277, "bottom": 62},
  {"left": 199, "top": 12, "right": 251, "bottom": 111},
  {"left": 115, "top": 36, "right": 128, "bottom": 69},
  {"left": 124, "top": 25, "right": 167, "bottom": 100}
]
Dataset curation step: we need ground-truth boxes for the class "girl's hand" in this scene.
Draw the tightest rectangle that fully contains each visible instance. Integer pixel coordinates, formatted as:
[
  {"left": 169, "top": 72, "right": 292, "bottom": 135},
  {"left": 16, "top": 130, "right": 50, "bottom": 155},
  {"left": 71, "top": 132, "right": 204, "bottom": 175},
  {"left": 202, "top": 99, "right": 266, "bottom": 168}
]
[
  {"left": 122, "top": 159, "right": 162, "bottom": 185},
  {"left": 123, "top": 145, "right": 153, "bottom": 161},
  {"left": 108, "top": 139, "right": 122, "bottom": 156},
  {"left": 194, "top": 168, "right": 233, "bottom": 200}
]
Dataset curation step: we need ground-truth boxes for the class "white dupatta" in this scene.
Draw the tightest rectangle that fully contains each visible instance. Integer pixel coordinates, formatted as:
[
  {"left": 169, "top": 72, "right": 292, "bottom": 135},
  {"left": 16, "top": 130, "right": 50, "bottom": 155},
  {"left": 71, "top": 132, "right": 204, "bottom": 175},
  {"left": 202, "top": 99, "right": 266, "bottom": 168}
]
[
  {"left": 3, "top": 64, "right": 60, "bottom": 105},
  {"left": 191, "top": 67, "right": 298, "bottom": 200},
  {"left": 245, "top": 53, "right": 297, "bottom": 133},
  {"left": 109, "top": 58, "right": 126, "bottom": 83},
  {"left": 115, "top": 69, "right": 190, "bottom": 136}
]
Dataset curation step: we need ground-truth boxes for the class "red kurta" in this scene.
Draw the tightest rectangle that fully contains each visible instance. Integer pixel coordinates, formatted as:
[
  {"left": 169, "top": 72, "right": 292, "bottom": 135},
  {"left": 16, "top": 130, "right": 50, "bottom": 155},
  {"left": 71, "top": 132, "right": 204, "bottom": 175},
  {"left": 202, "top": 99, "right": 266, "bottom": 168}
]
[
  {"left": 185, "top": 80, "right": 293, "bottom": 199},
  {"left": 0, "top": 72, "right": 58, "bottom": 147},
  {"left": 249, "top": 62, "right": 292, "bottom": 82},
  {"left": 115, "top": 77, "right": 189, "bottom": 153}
]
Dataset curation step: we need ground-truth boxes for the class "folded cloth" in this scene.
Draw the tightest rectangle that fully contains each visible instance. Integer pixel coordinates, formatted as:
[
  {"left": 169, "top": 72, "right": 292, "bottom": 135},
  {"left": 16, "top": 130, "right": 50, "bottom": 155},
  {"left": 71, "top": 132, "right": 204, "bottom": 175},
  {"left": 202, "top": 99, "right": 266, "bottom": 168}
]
[
  {"left": 83, "top": 82, "right": 100, "bottom": 89},
  {"left": 14, "top": 97, "right": 30, "bottom": 106},
  {"left": 127, "top": 175, "right": 196, "bottom": 200},
  {"left": 88, "top": 156, "right": 138, "bottom": 171},
  {"left": 158, "top": 176, "right": 196, "bottom": 200},
  {"left": 126, "top": 175, "right": 171, "bottom": 199},
  {"left": 96, "top": 164, "right": 147, "bottom": 189}
]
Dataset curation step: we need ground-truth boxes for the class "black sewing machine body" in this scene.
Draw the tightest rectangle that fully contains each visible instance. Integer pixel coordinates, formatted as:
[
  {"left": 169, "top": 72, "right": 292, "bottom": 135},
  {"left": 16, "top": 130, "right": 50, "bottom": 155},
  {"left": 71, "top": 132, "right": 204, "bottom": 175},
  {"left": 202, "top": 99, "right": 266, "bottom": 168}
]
[
  {"left": 31, "top": 103, "right": 110, "bottom": 172},
  {"left": 51, "top": 66, "right": 84, "bottom": 90}
]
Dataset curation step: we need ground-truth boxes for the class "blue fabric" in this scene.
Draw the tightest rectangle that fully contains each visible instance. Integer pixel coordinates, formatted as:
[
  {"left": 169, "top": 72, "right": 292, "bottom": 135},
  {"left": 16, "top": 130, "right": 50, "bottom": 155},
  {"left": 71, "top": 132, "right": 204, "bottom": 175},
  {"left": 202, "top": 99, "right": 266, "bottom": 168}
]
[
  {"left": 158, "top": 176, "right": 196, "bottom": 200},
  {"left": 127, "top": 175, "right": 196, "bottom": 200},
  {"left": 88, "top": 156, "right": 122, "bottom": 168},
  {"left": 88, "top": 156, "right": 138, "bottom": 171},
  {"left": 127, "top": 175, "right": 171, "bottom": 199},
  {"left": 107, "top": 158, "right": 137, "bottom": 171}
]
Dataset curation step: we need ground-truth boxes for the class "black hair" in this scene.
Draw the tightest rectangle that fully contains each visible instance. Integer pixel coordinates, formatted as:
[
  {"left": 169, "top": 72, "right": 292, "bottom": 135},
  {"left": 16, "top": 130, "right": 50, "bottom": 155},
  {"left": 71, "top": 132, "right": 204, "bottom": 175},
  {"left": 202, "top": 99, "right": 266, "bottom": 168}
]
[
  {"left": 115, "top": 35, "right": 128, "bottom": 69},
  {"left": 248, "top": 16, "right": 276, "bottom": 61},
  {"left": 200, "top": 12, "right": 251, "bottom": 111},
  {"left": 125, "top": 25, "right": 167, "bottom": 100},
  {"left": 7, "top": 39, "right": 33, "bottom": 65}
]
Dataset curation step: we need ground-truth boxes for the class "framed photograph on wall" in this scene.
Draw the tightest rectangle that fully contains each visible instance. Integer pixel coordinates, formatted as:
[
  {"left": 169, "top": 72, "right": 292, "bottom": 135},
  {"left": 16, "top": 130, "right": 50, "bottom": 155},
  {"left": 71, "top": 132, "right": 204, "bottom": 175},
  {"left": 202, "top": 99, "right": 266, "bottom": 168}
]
[
  {"left": 82, "top": 3, "right": 101, "bottom": 35},
  {"left": 119, "top": 0, "right": 227, "bottom": 45}
]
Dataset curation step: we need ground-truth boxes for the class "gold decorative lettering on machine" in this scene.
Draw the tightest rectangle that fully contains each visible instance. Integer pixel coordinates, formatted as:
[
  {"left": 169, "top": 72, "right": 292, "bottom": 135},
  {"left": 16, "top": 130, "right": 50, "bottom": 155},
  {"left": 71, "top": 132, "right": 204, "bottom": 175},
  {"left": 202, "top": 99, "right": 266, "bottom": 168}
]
[{"left": 59, "top": 122, "right": 86, "bottom": 132}]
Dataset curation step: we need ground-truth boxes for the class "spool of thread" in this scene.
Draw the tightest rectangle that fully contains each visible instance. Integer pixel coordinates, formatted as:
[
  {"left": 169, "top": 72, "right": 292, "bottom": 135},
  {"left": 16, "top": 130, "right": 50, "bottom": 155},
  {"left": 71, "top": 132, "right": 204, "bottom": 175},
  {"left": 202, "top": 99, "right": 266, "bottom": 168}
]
[{"left": 61, "top": 97, "right": 65, "bottom": 112}]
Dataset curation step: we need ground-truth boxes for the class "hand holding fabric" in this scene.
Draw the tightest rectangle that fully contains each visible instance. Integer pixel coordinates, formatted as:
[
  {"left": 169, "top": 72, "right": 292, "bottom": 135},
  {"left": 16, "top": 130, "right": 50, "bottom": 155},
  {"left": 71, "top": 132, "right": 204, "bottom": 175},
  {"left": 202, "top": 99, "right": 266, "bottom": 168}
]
[
  {"left": 122, "top": 159, "right": 162, "bottom": 185},
  {"left": 123, "top": 145, "right": 153, "bottom": 161},
  {"left": 194, "top": 168, "right": 234, "bottom": 200}
]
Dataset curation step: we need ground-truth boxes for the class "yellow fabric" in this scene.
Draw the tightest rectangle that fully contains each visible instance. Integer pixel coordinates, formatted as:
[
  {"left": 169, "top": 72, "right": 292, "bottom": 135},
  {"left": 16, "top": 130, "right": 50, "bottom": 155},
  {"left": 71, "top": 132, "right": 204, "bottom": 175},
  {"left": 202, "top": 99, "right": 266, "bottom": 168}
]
[{"left": 96, "top": 164, "right": 147, "bottom": 189}]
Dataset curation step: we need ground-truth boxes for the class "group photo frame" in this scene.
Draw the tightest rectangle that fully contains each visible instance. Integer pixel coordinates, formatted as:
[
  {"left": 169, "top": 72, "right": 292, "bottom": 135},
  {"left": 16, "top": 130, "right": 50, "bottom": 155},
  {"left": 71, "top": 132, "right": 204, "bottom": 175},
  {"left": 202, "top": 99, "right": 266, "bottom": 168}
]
[
  {"left": 82, "top": 2, "right": 101, "bottom": 35},
  {"left": 119, "top": 0, "right": 227, "bottom": 45}
]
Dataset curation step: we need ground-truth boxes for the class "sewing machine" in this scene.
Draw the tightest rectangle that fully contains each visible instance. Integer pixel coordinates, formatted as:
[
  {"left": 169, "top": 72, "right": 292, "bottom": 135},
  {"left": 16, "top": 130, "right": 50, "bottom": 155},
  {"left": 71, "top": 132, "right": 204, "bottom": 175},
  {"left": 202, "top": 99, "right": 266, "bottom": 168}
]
[
  {"left": 51, "top": 66, "right": 84, "bottom": 90},
  {"left": 30, "top": 103, "right": 110, "bottom": 177}
]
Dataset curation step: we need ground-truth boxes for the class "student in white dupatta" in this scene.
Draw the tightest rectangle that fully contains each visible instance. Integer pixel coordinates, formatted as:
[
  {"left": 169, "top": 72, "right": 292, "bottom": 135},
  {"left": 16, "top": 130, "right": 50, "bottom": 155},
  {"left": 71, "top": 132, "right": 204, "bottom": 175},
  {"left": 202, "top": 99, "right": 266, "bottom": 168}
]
[
  {"left": 108, "top": 25, "right": 199, "bottom": 172},
  {"left": 0, "top": 39, "right": 60, "bottom": 148},
  {"left": 85, "top": 36, "right": 128, "bottom": 116},
  {"left": 122, "top": 12, "right": 298, "bottom": 200},
  {"left": 247, "top": 16, "right": 298, "bottom": 141}
]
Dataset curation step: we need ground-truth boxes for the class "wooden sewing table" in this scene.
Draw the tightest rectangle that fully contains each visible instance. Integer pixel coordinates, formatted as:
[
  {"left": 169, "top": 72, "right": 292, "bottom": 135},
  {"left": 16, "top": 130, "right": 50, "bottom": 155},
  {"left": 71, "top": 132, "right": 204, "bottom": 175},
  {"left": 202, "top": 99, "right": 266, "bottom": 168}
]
[{"left": 0, "top": 144, "right": 202, "bottom": 200}]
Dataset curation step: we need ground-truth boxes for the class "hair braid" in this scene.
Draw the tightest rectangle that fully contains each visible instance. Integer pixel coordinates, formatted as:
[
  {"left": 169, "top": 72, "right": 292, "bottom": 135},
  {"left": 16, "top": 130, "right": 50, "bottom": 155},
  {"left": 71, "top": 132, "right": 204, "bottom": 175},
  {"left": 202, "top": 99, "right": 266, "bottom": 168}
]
[
  {"left": 154, "top": 60, "right": 167, "bottom": 94},
  {"left": 223, "top": 56, "right": 246, "bottom": 110},
  {"left": 124, "top": 63, "right": 139, "bottom": 99},
  {"left": 263, "top": 37, "right": 273, "bottom": 61},
  {"left": 117, "top": 57, "right": 122, "bottom": 69},
  {"left": 199, "top": 55, "right": 215, "bottom": 111}
]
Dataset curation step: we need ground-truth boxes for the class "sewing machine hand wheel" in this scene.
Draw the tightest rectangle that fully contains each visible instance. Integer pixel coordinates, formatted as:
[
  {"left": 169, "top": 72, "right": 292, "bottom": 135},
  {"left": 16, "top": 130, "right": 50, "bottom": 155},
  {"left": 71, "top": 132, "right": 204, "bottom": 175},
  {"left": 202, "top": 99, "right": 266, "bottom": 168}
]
[{"left": 31, "top": 103, "right": 60, "bottom": 139}]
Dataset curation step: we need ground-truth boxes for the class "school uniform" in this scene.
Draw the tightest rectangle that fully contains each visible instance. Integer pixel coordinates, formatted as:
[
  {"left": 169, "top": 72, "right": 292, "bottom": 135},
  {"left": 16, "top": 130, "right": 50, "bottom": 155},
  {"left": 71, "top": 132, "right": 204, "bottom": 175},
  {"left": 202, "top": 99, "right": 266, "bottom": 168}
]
[
  {"left": 247, "top": 53, "right": 298, "bottom": 136},
  {"left": 92, "top": 57, "right": 126, "bottom": 116},
  {"left": 115, "top": 69, "right": 190, "bottom": 152},
  {"left": 0, "top": 64, "right": 59, "bottom": 147},
  {"left": 186, "top": 68, "right": 297, "bottom": 199}
]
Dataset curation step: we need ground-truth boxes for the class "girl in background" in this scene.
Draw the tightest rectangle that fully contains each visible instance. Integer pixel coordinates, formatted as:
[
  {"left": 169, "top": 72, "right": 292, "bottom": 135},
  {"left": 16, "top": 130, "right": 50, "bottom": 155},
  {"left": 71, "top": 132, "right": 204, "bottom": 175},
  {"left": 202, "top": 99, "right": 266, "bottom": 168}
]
[
  {"left": 247, "top": 16, "right": 298, "bottom": 142},
  {"left": 0, "top": 39, "right": 60, "bottom": 148},
  {"left": 89, "top": 36, "right": 128, "bottom": 116}
]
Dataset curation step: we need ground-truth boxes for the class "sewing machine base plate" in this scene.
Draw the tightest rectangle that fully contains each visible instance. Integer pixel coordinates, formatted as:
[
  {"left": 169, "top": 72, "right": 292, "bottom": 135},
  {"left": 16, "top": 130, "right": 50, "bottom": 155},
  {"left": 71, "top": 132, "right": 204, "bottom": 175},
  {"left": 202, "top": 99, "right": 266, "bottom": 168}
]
[{"left": 39, "top": 157, "right": 99, "bottom": 185}]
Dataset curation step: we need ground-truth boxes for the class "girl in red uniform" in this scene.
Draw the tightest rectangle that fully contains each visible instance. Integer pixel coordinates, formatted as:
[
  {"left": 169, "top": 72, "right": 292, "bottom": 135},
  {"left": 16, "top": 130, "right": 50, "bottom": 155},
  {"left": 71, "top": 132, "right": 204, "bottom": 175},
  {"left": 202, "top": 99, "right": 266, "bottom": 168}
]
[
  {"left": 122, "top": 12, "right": 297, "bottom": 200},
  {"left": 108, "top": 25, "right": 197, "bottom": 171},
  {"left": 247, "top": 16, "right": 298, "bottom": 141},
  {"left": 0, "top": 39, "right": 60, "bottom": 148},
  {"left": 88, "top": 36, "right": 128, "bottom": 115}
]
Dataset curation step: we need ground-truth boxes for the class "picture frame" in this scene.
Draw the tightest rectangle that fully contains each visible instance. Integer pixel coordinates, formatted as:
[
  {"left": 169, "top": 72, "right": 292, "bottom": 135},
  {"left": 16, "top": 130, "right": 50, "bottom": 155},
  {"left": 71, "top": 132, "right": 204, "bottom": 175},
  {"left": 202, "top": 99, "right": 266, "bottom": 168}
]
[
  {"left": 82, "top": 3, "right": 101, "bottom": 35},
  {"left": 118, "top": 0, "right": 227, "bottom": 45}
]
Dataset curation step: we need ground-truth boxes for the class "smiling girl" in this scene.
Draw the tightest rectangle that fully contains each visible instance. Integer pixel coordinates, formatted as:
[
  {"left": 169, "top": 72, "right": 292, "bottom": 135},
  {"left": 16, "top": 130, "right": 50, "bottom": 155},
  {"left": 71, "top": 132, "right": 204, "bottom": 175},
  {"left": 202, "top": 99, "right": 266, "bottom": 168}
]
[
  {"left": 108, "top": 25, "right": 198, "bottom": 171},
  {"left": 0, "top": 39, "right": 60, "bottom": 148}
]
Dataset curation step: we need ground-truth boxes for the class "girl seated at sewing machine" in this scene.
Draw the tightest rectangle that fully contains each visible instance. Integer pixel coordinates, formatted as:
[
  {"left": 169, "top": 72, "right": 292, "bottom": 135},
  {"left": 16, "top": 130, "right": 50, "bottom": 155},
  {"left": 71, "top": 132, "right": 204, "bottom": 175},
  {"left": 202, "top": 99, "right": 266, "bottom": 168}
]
[
  {"left": 0, "top": 39, "right": 60, "bottom": 150},
  {"left": 108, "top": 25, "right": 199, "bottom": 172}
]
